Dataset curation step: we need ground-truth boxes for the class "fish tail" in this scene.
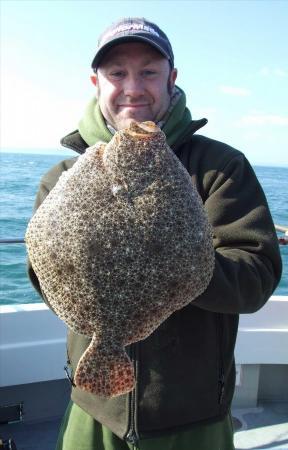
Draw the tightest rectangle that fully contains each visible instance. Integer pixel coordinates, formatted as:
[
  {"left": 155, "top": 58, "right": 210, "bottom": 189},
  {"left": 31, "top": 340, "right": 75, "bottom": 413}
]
[{"left": 74, "top": 335, "right": 135, "bottom": 397}]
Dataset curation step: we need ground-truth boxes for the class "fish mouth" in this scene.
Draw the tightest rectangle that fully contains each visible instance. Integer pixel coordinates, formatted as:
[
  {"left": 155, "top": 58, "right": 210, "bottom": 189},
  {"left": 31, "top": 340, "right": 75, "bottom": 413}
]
[{"left": 125, "top": 121, "right": 161, "bottom": 137}]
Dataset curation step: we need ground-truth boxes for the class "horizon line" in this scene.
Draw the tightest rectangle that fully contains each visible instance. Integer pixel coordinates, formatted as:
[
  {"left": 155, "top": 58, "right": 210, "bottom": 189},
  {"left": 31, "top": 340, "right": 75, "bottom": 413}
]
[{"left": 1, "top": 149, "right": 287, "bottom": 169}]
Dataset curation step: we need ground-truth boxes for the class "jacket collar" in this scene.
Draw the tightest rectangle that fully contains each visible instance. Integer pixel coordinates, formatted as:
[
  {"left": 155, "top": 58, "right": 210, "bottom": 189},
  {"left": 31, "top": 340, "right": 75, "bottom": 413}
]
[{"left": 60, "top": 119, "right": 208, "bottom": 156}]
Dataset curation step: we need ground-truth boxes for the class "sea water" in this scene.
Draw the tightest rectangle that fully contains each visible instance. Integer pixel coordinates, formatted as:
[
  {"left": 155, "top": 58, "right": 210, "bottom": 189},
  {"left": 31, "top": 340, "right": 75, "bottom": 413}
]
[{"left": 0, "top": 152, "right": 287, "bottom": 305}]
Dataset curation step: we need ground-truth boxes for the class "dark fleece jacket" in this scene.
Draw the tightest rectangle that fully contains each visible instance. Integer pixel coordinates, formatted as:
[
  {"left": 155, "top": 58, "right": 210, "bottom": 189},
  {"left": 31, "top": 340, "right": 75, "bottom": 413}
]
[{"left": 28, "top": 89, "right": 282, "bottom": 441}]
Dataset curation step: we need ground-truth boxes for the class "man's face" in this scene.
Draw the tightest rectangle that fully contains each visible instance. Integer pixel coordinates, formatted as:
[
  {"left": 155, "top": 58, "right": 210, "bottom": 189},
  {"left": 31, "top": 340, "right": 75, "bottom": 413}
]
[{"left": 92, "top": 42, "right": 177, "bottom": 131}]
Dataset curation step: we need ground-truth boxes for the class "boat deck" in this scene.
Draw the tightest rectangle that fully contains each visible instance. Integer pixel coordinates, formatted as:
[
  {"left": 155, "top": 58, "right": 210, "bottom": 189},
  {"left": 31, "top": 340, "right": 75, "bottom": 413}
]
[
  {"left": 1, "top": 402, "right": 287, "bottom": 450},
  {"left": 233, "top": 402, "right": 288, "bottom": 449}
]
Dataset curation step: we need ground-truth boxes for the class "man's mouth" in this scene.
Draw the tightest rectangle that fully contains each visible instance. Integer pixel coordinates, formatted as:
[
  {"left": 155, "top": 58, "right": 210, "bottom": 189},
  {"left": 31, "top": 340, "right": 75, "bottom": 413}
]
[{"left": 118, "top": 104, "right": 149, "bottom": 108}]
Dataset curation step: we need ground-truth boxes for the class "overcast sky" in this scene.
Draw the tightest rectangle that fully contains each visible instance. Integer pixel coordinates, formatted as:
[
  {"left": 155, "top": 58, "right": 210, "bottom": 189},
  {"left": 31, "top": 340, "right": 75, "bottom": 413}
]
[{"left": 1, "top": 0, "right": 288, "bottom": 166}]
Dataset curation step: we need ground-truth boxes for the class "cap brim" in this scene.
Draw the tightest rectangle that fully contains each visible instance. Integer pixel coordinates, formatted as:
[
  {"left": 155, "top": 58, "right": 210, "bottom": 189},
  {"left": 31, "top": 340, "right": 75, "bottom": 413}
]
[{"left": 91, "top": 35, "right": 171, "bottom": 69}]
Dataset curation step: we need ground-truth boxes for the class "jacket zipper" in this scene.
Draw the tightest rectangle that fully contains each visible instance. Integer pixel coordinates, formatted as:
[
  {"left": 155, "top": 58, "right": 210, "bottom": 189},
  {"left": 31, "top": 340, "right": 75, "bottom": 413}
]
[
  {"left": 217, "top": 314, "right": 225, "bottom": 404},
  {"left": 218, "top": 368, "right": 225, "bottom": 404},
  {"left": 125, "top": 343, "right": 139, "bottom": 447}
]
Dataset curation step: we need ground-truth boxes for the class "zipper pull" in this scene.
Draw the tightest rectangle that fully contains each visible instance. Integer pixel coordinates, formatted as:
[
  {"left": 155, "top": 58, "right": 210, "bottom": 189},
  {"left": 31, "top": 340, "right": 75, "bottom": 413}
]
[{"left": 126, "top": 430, "right": 138, "bottom": 446}]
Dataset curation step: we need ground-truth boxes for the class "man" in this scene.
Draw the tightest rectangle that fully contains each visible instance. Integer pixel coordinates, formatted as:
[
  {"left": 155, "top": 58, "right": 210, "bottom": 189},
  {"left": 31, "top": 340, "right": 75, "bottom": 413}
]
[{"left": 28, "top": 17, "right": 282, "bottom": 450}]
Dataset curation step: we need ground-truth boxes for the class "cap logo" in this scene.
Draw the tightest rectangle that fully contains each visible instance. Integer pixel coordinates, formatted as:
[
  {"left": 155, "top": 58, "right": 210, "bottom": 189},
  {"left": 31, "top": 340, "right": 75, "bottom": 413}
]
[{"left": 101, "top": 23, "right": 160, "bottom": 44}]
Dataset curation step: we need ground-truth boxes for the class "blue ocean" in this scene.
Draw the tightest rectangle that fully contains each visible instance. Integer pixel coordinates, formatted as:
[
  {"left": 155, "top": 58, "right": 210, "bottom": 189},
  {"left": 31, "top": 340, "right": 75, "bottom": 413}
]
[{"left": 0, "top": 152, "right": 287, "bottom": 305}]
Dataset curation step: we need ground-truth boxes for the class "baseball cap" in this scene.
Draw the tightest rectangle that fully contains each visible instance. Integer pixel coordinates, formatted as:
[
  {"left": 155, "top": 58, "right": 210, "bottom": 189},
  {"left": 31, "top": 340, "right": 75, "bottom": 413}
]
[{"left": 91, "top": 17, "right": 174, "bottom": 70}]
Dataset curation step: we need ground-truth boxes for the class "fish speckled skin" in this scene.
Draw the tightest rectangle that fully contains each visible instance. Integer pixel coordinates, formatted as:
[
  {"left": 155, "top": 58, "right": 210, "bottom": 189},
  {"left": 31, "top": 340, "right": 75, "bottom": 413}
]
[{"left": 25, "top": 121, "right": 215, "bottom": 397}]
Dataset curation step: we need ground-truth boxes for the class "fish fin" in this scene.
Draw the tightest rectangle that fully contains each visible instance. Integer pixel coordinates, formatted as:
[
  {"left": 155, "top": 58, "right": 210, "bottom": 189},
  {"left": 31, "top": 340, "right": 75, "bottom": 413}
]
[{"left": 74, "top": 335, "right": 135, "bottom": 397}]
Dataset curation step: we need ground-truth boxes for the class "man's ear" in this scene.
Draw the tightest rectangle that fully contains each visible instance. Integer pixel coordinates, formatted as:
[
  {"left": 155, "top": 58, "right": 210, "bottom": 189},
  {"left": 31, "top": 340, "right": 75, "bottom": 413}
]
[
  {"left": 171, "top": 68, "right": 178, "bottom": 86},
  {"left": 90, "top": 74, "right": 97, "bottom": 86}
]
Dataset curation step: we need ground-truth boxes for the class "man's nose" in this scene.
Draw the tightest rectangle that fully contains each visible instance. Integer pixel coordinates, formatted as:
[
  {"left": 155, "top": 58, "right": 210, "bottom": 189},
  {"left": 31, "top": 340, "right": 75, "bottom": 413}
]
[{"left": 123, "top": 75, "right": 145, "bottom": 97}]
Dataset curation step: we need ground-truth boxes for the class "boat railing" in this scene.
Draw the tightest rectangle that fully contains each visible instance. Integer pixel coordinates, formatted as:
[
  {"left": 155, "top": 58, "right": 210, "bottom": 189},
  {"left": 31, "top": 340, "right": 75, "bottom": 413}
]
[
  {"left": 0, "top": 233, "right": 287, "bottom": 413},
  {"left": 0, "top": 238, "right": 25, "bottom": 244}
]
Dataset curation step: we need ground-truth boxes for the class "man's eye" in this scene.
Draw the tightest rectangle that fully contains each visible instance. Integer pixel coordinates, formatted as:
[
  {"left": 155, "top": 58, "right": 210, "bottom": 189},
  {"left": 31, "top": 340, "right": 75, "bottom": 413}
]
[
  {"left": 143, "top": 70, "right": 156, "bottom": 77},
  {"left": 110, "top": 71, "right": 125, "bottom": 79}
]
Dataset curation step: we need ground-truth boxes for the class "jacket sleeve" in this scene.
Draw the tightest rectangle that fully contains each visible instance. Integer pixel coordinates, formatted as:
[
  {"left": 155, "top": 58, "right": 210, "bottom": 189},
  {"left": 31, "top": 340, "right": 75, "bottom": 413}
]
[{"left": 192, "top": 152, "right": 282, "bottom": 314}]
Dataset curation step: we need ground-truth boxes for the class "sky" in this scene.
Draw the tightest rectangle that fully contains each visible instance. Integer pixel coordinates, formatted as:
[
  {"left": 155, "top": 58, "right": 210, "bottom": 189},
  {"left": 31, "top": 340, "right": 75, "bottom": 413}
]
[{"left": 1, "top": 0, "right": 288, "bottom": 166}]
